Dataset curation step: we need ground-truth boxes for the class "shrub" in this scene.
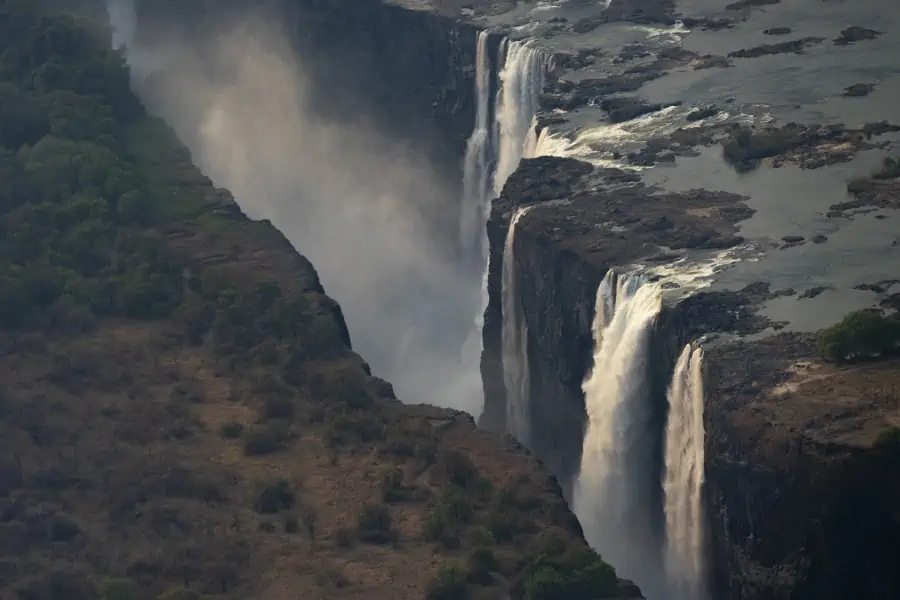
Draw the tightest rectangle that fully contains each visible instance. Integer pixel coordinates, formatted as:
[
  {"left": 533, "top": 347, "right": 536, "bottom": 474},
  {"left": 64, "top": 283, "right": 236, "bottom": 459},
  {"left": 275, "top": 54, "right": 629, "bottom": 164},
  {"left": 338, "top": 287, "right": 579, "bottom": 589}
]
[
  {"left": 220, "top": 421, "right": 244, "bottom": 439},
  {"left": 254, "top": 479, "right": 295, "bottom": 514},
  {"left": 426, "top": 565, "right": 469, "bottom": 600},
  {"left": 100, "top": 578, "right": 138, "bottom": 600},
  {"left": 380, "top": 468, "right": 407, "bottom": 503},
  {"left": 243, "top": 423, "right": 289, "bottom": 455},
  {"left": 333, "top": 527, "right": 353, "bottom": 547},
  {"left": 816, "top": 310, "right": 900, "bottom": 362},
  {"left": 467, "top": 546, "right": 498, "bottom": 585},
  {"left": 157, "top": 588, "right": 207, "bottom": 600},
  {"left": 423, "top": 488, "right": 474, "bottom": 547},
  {"left": 261, "top": 396, "right": 295, "bottom": 421},
  {"left": 874, "top": 426, "right": 900, "bottom": 448},
  {"left": 519, "top": 548, "right": 618, "bottom": 600},
  {"left": 356, "top": 503, "right": 394, "bottom": 544}
]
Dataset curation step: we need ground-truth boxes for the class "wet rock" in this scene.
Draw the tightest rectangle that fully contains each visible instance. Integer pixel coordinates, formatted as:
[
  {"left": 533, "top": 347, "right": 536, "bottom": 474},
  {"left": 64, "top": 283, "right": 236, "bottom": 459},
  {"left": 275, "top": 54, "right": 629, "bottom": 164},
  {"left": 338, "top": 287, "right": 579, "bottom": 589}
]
[
  {"left": 834, "top": 26, "right": 883, "bottom": 46},
  {"left": 855, "top": 283, "right": 888, "bottom": 294},
  {"left": 692, "top": 54, "right": 732, "bottom": 69},
  {"left": 800, "top": 286, "right": 832, "bottom": 299},
  {"left": 764, "top": 26, "right": 792, "bottom": 35},
  {"left": 812, "top": 234, "right": 828, "bottom": 244},
  {"left": 686, "top": 105, "right": 720, "bottom": 122},
  {"left": 600, "top": 96, "right": 681, "bottom": 123},
  {"left": 728, "top": 36, "right": 826, "bottom": 58},
  {"left": 725, "top": 0, "right": 779, "bottom": 9},
  {"left": 681, "top": 16, "right": 736, "bottom": 30},
  {"left": 843, "top": 83, "right": 876, "bottom": 97},
  {"left": 781, "top": 235, "right": 805, "bottom": 243}
]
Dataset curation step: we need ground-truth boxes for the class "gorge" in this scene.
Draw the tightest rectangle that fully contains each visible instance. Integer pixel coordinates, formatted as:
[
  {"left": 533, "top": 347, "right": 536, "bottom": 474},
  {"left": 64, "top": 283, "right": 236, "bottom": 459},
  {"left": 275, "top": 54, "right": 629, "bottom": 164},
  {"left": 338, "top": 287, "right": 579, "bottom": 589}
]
[
  {"left": 4, "top": 0, "right": 898, "bottom": 599},
  {"left": 123, "top": 0, "right": 900, "bottom": 598}
]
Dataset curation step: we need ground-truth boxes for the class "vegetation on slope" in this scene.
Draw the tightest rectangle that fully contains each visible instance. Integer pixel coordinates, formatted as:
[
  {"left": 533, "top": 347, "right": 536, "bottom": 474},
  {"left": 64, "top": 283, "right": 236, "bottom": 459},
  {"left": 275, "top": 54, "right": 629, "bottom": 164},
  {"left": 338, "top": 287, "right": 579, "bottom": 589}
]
[
  {"left": 0, "top": 3, "right": 623, "bottom": 599},
  {"left": 816, "top": 310, "right": 900, "bottom": 363}
]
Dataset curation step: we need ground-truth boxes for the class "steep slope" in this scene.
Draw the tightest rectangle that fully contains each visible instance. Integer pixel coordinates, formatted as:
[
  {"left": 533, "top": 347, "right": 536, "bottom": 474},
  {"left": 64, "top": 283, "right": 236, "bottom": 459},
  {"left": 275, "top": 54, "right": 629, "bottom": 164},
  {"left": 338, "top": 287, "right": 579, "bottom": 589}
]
[{"left": 0, "top": 4, "right": 636, "bottom": 600}]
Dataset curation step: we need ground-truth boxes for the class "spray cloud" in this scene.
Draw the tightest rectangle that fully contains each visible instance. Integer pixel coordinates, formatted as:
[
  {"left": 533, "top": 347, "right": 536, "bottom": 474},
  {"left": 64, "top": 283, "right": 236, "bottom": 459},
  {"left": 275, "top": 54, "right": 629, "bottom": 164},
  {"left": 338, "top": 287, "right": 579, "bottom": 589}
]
[{"left": 107, "top": 1, "right": 485, "bottom": 413}]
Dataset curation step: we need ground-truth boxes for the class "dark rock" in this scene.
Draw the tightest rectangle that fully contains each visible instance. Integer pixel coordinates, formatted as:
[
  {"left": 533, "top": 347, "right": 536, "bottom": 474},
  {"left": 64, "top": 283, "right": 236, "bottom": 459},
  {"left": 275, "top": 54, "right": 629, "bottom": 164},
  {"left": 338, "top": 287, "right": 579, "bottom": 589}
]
[
  {"left": 781, "top": 235, "right": 805, "bottom": 243},
  {"left": 728, "top": 36, "right": 826, "bottom": 59},
  {"left": 763, "top": 26, "right": 792, "bottom": 35},
  {"left": 687, "top": 106, "right": 719, "bottom": 122},
  {"left": 600, "top": 96, "right": 682, "bottom": 123},
  {"left": 843, "top": 83, "right": 876, "bottom": 97},
  {"left": 834, "top": 26, "right": 883, "bottom": 46},
  {"left": 799, "top": 286, "right": 832, "bottom": 299},
  {"left": 725, "top": 0, "right": 779, "bottom": 9},
  {"left": 812, "top": 234, "right": 828, "bottom": 244}
]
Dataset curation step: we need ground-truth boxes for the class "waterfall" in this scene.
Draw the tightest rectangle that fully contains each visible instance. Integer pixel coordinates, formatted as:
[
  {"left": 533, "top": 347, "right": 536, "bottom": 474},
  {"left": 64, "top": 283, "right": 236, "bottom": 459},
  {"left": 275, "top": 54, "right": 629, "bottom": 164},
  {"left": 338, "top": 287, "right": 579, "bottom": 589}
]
[
  {"left": 460, "top": 30, "right": 493, "bottom": 261},
  {"left": 501, "top": 205, "right": 535, "bottom": 446},
  {"left": 575, "top": 270, "right": 666, "bottom": 596},
  {"left": 664, "top": 343, "right": 707, "bottom": 600},
  {"left": 492, "top": 39, "right": 548, "bottom": 196}
]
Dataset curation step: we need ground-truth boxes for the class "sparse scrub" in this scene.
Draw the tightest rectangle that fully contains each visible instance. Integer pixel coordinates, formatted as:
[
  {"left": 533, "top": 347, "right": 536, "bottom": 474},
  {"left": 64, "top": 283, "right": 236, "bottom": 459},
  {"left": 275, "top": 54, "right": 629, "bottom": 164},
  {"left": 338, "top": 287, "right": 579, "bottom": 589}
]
[
  {"left": 467, "top": 546, "right": 498, "bottom": 585},
  {"left": 243, "top": 423, "right": 290, "bottom": 455},
  {"left": 255, "top": 478, "right": 295, "bottom": 514},
  {"left": 220, "top": 421, "right": 244, "bottom": 439},
  {"left": 380, "top": 467, "right": 407, "bottom": 502},
  {"left": 356, "top": 503, "right": 395, "bottom": 544},
  {"left": 423, "top": 488, "right": 475, "bottom": 548},
  {"left": 100, "top": 578, "right": 138, "bottom": 600},
  {"left": 261, "top": 395, "right": 296, "bottom": 421},
  {"left": 426, "top": 565, "right": 469, "bottom": 600}
]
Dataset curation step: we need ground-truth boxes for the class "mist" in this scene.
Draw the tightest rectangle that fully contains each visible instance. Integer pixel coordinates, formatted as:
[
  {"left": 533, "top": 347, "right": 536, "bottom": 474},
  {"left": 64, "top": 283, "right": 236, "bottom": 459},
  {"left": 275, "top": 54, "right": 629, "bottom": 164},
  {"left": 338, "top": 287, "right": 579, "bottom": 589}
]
[{"left": 107, "top": 2, "right": 486, "bottom": 414}]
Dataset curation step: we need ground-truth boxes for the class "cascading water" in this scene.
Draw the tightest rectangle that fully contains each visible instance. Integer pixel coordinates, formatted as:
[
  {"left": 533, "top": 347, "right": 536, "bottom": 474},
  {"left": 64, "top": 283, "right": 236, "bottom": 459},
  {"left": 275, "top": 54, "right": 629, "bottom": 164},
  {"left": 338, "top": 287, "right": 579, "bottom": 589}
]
[
  {"left": 575, "top": 270, "right": 666, "bottom": 596},
  {"left": 460, "top": 30, "right": 493, "bottom": 262},
  {"left": 664, "top": 343, "right": 707, "bottom": 600},
  {"left": 501, "top": 205, "right": 535, "bottom": 446},
  {"left": 492, "top": 39, "right": 548, "bottom": 195},
  {"left": 461, "top": 31, "right": 549, "bottom": 421}
]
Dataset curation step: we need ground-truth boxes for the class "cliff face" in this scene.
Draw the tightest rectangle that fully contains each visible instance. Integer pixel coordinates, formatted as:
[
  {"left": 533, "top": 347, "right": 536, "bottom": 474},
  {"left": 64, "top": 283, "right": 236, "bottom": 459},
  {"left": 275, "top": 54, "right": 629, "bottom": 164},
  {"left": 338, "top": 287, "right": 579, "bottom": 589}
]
[
  {"left": 480, "top": 156, "right": 752, "bottom": 496},
  {"left": 705, "top": 336, "right": 900, "bottom": 600}
]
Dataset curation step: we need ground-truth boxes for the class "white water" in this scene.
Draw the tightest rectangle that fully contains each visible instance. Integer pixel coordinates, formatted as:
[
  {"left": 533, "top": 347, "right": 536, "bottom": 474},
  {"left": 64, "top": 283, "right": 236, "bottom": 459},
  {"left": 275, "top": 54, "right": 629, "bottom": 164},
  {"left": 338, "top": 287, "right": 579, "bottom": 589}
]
[
  {"left": 461, "top": 30, "right": 493, "bottom": 260},
  {"left": 664, "top": 343, "right": 707, "bottom": 600},
  {"left": 501, "top": 205, "right": 536, "bottom": 445},
  {"left": 576, "top": 270, "right": 666, "bottom": 596},
  {"left": 492, "top": 39, "right": 547, "bottom": 195}
]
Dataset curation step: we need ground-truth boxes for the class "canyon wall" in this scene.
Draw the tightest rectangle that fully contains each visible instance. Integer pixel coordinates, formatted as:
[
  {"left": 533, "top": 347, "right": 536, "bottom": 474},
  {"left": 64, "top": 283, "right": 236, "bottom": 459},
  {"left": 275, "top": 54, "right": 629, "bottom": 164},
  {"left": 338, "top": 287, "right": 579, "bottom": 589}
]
[
  {"left": 480, "top": 156, "right": 689, "bottom": 499},
  {"left": 705, "top": 337, "right": 900, "bottom": 600}
]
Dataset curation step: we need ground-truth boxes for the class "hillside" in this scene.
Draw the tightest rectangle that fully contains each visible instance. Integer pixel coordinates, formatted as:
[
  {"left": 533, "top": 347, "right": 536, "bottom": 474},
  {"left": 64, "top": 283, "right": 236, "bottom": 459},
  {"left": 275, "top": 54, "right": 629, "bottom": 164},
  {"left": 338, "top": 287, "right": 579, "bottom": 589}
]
[{"left": 0, "top": 3, "right": 635, "bottom": 600}]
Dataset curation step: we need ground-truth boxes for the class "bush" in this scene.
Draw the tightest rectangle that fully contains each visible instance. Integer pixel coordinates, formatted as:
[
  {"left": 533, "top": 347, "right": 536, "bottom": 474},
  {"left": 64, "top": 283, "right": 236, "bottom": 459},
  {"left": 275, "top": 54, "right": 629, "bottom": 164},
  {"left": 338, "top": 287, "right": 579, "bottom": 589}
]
[
  {"left": 356, "top": 503, "right": 394, "bottom": 544},
  {"left": 816, "top": 310, "right": 900, "bottom": 362},
  {"left": 380, "top": 468, "right": 407, "bottom": 502},
  {"left": 220, "top": 421, "right": 244, "bottom": 439},
  {"left": 254, "top": 479, "right": 295, "bottom": 514},
  {"left": 243, "top": 423, "right": 289, "bottom": 455},
  {"left": 426, "top": 565, "right": 469, "bottom": 600},
  {"left": 875, "top": 427, "right": 900, "bottom": 448},
  {"left": 519, "top": 548, "right": 618, "bottom": 600},
  {"left": 423, "top": 488, "right": 474, "bottom": 548},
  {"left": 100, "top": 578, "right": 138, "bottom": 600},
  {"left": 467, "top": 546, "right": 498, "bottom": 584}
]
